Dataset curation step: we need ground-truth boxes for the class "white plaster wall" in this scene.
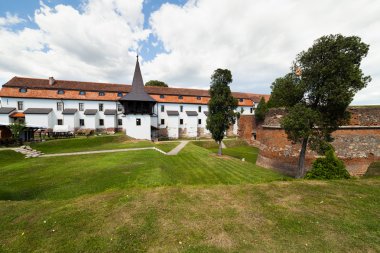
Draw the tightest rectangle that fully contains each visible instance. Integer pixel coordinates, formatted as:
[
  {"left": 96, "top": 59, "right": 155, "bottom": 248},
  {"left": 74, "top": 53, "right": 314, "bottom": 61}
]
[
  {"left": 237, "top": 106, "right": 255, "bottom": 115},
  {"left": 156, "top": 103, "right": 208, "bottom": 130},
  {"left": 104, "top": 115, "right": 116, "bottom": 129},
  {"left": 233, "top": 120, "right": 238, "bottom": 135},
  {"left": 0, "top": 114, "right": 11, "bottom": 125},
  {"left": 186, "top": 116, "right": 198, "bottom": 137},
  {"left": 83, "top": 115, "right": 97, "bottom": 129},
  {"left": 1, "top": 98, "right": 122, "bottom": 130},
  {"left": 0, "top": 97, "right": 255, "bottom": 138},
  {"left": 125, "top": 114, "right": 151, "bottom": 140},
  {"left": 63, "top": 113, "right": 79, "bottom": 131},
  {"left": 25, "top": 113, "right": 54, "bottom": 128},
  {"left": 167, "top": 116, "right": 179, "bottom": 139}
]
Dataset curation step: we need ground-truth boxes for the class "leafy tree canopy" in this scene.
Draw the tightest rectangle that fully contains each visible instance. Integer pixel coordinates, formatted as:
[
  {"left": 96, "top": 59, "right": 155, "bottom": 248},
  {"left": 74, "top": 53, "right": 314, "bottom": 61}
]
[
  {"left": 255, "top": 97, "right": 268, "bottom": 122},
  {"left": 206, "top": 69, "right": 238, "bottom": 155},
  {"left": 270, "top": 34, "right": 371, "bottom": 177},
  {"left": 145, "top": 80, "right": 168, "bottom": 87}
]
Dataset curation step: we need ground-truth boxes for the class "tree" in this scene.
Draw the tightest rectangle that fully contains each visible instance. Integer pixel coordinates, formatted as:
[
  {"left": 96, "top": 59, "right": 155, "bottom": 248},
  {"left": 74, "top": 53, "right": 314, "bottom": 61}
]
[
  {"left": 8, "top": 122, "right": 26, "bottom": 145},
  {"left": 255, "top": 97, "right": 268, "bottom": 122},
  {"left": 270, "top": 34, "right": 371, "bottom": 178},
  {"left": 206, "top": 69, "right": 238, "bottom": 155},
  {"left": 145, "top": 80, "right": 168, "bottom": 87},
  {"left": 267, "top": 73, "right": 304, "bottom": 108}
]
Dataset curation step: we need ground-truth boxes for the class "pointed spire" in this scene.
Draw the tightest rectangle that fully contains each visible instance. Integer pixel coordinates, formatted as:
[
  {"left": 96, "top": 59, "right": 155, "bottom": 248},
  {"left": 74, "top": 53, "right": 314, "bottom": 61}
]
[
  {"left": 131, "top": 54, "right": 144, "bottom": 93},
  {"left": 119, "top": 56, "right": 156, "bottom": 102}
]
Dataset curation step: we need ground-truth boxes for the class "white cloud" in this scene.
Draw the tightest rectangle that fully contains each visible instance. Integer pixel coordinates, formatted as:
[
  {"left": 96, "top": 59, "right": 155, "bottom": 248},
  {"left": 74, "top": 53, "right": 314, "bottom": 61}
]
[
  {"left": 0, "top": 0, "right": 148, "bottom": 84},
  {"left": 0, "top": 0, "right": 379, "bottom": 105},
  {"left": 0, "top": 12, "right": 25, "bottom": 26},
  {"left": 144, "top": 0, "right": 380, "bottom": 104}
]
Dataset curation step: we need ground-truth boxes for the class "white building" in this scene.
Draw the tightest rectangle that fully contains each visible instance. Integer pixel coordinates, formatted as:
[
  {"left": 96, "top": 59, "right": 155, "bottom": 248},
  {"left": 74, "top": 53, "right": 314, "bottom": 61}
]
[{"left": 0, "top": 58, "right": 269, "bottom": 140}]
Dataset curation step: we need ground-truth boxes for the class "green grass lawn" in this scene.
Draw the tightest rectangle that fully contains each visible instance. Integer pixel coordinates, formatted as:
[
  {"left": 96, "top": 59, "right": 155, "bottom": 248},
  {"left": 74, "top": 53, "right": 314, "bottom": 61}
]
[
  {"left": 29, "top": 134, "right": 179, "bottom": 154},
  {"left": 193, "top": 139, "right": 260, "bottom": 164},
  {"left": 0, "top": 137, "right": 379, "bottom": 252}
]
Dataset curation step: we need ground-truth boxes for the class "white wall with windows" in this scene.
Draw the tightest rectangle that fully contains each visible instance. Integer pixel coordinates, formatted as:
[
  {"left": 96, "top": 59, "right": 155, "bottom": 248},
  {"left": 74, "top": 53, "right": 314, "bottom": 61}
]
[
  {"left": 124, "top": 114, "right": 151, "bottom": 140},
  {"left": 0, "top": 97, "right": 255, "bottom": 138}
]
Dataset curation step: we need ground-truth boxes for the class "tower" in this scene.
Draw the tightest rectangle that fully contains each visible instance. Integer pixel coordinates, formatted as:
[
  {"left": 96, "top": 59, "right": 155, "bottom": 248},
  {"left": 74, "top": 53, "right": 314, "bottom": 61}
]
[{"left": 119, "top": 56, "right": 156, "bottom": 140}]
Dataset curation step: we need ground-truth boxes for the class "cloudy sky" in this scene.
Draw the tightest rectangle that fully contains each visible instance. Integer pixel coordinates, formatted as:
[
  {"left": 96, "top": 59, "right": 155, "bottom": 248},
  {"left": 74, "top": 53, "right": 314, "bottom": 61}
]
[{"left": 0, "top": 0, "right": 379, "bottom": 105}]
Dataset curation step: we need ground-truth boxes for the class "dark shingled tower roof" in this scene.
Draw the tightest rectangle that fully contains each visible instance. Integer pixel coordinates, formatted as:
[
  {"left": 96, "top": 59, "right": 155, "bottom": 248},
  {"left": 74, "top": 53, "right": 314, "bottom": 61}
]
[{"left": 119, "top": 56, "right": 155, "bottom": 102}]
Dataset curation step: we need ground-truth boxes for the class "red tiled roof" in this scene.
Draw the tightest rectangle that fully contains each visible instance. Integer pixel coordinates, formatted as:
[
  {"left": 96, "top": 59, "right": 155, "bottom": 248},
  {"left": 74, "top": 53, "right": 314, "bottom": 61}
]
[{"left": 1, "top": 76, "right": 270, "bottom": 103}]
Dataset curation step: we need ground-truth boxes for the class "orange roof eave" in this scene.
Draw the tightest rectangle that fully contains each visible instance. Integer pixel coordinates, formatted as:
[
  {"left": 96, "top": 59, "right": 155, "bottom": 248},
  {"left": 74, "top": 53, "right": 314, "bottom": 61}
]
[{"left": 10, "top": 112, "right": 25, "bottom": 118}]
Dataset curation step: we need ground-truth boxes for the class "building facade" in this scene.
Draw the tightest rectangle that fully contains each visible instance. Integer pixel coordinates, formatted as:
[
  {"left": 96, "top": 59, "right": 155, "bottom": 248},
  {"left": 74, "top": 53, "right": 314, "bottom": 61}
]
[{"left": 0, "top": 60, "right": 269, "bottom": 140}]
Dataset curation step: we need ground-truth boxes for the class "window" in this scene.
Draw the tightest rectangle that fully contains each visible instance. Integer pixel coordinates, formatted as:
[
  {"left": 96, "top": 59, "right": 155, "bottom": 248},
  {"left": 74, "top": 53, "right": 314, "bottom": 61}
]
[
  {"left": 250, "top": 108, "right": 253, "bottom": 114},
  {"left": 161, "top": 105, "right": 165, "bottom": 112},
  {"left": 198, "top": 106, "right": 201, "bottom": 112},
  {"left": 198, "top": 119, "right": 202, "bottom": 125},
  {"left": 118, "top": 119, "right": 122, "bottom": 126},
  {"left": 117, "top": 103, "right": 123, "bottom": 112},
  {"left": 99, "top": 91, "right": 105, "bottom": 96},
  {"left": 178, "top": 95, "right": 183, "bottom": 99},
  {"left": 136, "top": 118, "right": 141, "bottom": 126},
  {"left": 57, "top": 90, "right": 65, "bottom": 95},
  {"left": 239, "top": 98, "right": 244, "bottom": 102},
  {"left": 57, "top": 119, "right": 63, "bottom": 125},
  {"left": 17, "top": 101, "right": 23, "bottom": 110},
  {"left": 197, "top": 96, "right": 201, "bottom": 100},
  {"left": 161, "top": 119, "right": 165, "bottom": 125},
  {"left": 79, "top": 119, "right": 85, "bottom": 126},
  {"left": 79, "top": 91, "right": 86, "bottom": 95},
  {"left": 79, "top": 103, "right": 84, "bottom": 111},
  {"left": 180, "top": 119, "right": 183, "bottom": 125},
  {"left": 160, "top": 94, "right": 165, "bottom": 99},
  {"left": 117, "top": 92, "right": 123, "bottom": 97},
  {"left": 99, "top": 119, "right": 104, "bottom": 126},
  {"left": 180, "top": 105, "right": 183, "bottom": 112},
  {"left": 57, "top": 102, "right": 63, "bottom": 111},
  {"left": 19, "top": 88, "right": 27, "bottom": 93},
  {"left": 99, "top": 103, "right": 104, "bottom": 112}
]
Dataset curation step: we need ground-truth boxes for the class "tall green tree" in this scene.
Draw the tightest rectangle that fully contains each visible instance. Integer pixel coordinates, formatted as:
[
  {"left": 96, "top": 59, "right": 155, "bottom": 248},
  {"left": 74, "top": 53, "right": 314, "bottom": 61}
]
[
  {"left": 145, "top": 80, "right": 168, "bottom": 87},
  {"left": 255, "top": 97, "right": 268, "bottom": 122},
  {"left": 206, "top": 69, "right": 238, "bottom": 155},
  {"left": 8, "top": 122, "right": 26, "bottom": 145},
  {"left": 270, "top": 34, "right": 371, "bottom": 178}
]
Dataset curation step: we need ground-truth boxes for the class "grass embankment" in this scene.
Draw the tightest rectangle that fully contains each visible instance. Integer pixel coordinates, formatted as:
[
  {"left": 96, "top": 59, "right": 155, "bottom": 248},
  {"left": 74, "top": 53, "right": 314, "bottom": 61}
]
[
  {"left": 0, "top": 143, "right": 284, "bottom": 201},
  {"left": 192, "top": 139, "right": 260, "bottom": 164},
  {"left": 0, "top": 137, "right": 379, "bottom": 252},
  {"left": 30, "top": 134, "right": 179, "bottom": 154}
]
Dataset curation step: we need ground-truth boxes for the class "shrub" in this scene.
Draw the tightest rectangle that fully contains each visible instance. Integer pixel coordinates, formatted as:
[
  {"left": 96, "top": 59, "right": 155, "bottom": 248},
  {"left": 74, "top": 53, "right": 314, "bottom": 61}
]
[
  {"left": 255, "top": 97, "right": 267, "bottom": 122},
  {"left": 364, "top": 162, "right": 380, "bottom": 177},
  {"left": 306, "top": 149, "right": 350, "bottom": 179}
]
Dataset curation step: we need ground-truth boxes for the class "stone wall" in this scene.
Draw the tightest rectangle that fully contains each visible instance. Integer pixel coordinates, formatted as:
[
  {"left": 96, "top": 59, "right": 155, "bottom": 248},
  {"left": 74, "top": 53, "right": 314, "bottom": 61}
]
[{"left": 239, "top": 106, "right": 380, "bottom": 176}]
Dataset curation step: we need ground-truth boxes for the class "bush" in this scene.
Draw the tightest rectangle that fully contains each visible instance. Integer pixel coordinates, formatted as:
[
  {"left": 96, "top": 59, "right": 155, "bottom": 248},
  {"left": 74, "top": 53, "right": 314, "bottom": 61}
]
[
  {"left": 364, "top": 162, "right": 380, "bottom": 177},
  {"left": 306, "top": 149, "right": 350, "bottom": 179}
]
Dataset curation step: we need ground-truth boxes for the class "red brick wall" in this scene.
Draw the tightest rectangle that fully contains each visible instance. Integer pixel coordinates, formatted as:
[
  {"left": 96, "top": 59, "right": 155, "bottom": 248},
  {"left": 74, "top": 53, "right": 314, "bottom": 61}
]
[{"left": 238, "top": 107, "right": 380, "bottom": 176}]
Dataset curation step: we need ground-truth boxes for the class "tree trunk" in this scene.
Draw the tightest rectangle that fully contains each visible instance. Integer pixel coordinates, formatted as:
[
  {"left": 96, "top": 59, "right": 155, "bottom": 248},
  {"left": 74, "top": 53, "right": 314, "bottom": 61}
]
[
  {"left": 218, "top": 141, "right": 223, "bottom": 156},
  {"left": 296, "top": 136, "right": 309, "bottom": 178}
]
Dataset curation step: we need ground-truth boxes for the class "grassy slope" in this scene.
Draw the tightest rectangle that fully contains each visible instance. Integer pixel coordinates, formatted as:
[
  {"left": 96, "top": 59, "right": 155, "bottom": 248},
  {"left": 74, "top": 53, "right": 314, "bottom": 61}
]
[
  {"left": 0, "top": 144, "right": 284, "bottom": 201},
  {"left": 0, "top": 180, "right": 378, "bottom": 252},
  {"left": 193, "top": 139, "right": 260, "bottom": 164},
  {"left": 0, "top": 138, "right": 379, "bottom": 252},
  {"left": 29, "top": 135, "right": 179, "bottom": 154}
]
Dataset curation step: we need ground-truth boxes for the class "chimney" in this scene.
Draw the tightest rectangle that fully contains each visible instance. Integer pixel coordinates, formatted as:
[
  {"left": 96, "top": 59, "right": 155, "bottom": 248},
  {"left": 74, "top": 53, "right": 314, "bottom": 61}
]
[{"left": 49, "top": 77, "right": 55, "bottom": 85}]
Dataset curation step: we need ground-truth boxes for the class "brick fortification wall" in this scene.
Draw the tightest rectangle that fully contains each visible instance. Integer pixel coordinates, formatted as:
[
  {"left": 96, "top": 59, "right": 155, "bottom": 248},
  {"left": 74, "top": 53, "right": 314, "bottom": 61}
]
[{"left": 239, "top": 107, "right": 380, "bottom": 176}]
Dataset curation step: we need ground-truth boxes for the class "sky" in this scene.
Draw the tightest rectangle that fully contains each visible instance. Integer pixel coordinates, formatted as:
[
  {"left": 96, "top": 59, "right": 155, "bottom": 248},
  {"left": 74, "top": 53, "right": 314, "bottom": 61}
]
[{"left": 0, "top": 0, "right": 379, "bottom": 105}]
